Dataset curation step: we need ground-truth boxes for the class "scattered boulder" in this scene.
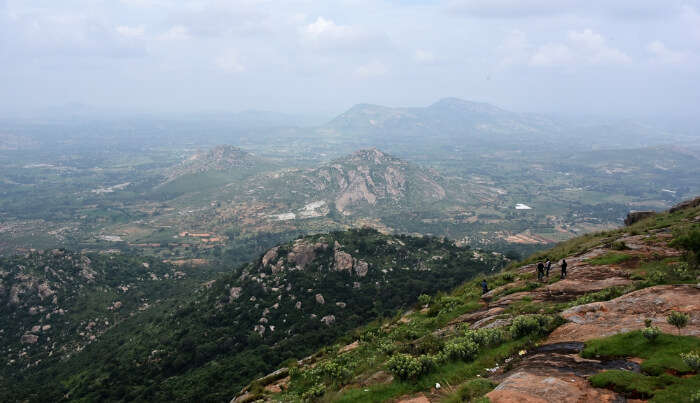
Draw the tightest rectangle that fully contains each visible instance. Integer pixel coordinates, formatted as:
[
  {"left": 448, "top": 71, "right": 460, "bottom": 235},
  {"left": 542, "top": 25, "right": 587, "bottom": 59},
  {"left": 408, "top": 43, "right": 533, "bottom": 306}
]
[
  {"left": 229, "top": 287, "right": 242, "bottom": 302},
  {"left": 21, "top": 334, "right": 39, "bottom": 344},
  {"left": 354, "top": 260, "right": 369, "bottom": 277},
  {"left": 315, "top": 294, "right": 325, "bottom": 304},
  {"left": 320, "top": 315, "right": 336, "bottom": 326}
]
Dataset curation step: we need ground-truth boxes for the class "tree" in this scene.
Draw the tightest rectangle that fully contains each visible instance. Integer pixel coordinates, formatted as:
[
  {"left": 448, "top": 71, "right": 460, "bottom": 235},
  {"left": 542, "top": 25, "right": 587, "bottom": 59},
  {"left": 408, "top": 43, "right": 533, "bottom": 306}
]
[{"left": 667, "top": 311, "right": 689, "bottom": 335}]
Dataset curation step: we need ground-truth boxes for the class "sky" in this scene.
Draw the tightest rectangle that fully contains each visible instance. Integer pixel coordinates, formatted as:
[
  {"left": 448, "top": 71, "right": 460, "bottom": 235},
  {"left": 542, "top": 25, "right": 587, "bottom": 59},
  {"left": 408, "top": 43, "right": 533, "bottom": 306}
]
[{"left": 1, "top": 0, "right": 700, "bottom": 119}]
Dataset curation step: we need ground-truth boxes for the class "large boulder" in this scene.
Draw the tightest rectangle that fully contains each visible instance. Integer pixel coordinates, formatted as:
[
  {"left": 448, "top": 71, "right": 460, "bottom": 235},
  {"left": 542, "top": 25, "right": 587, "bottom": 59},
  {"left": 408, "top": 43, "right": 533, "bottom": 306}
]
[{"left": 669, "top": 196, "right": 700, "bottom": 213}]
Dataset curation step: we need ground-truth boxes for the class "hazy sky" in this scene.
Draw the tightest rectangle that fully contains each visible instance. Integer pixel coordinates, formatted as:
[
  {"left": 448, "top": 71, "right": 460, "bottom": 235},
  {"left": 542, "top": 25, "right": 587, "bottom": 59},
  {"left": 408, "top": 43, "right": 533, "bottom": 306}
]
[{"left": 2, "top": 0, "right": 699, "bottom": 118}]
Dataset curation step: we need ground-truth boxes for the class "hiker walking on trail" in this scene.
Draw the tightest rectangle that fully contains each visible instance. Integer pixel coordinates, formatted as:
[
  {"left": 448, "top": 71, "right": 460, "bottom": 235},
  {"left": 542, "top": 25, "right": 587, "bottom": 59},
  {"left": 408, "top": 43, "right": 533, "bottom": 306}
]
[
  {"left": 561, "top": 259, "right": 567, "bottom": 279},
  {"left": 545, "top": 259, "right": 551, "bottom": 277},
  {"left": 481, "top": 279, "right": 489, "bottom": 294},
  {"left": 537, "top": 261, "right": 545, "bottom": 281}
]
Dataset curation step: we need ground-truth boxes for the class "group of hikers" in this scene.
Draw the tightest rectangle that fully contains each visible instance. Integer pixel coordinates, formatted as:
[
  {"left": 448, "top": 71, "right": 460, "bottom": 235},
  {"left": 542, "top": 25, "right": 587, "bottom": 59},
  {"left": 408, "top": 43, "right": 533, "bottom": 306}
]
[
  {"left": 537, "top": 258, "right": 567, "bottom": 281},
  {"left": 480, "top": 258, "right": 569, "bottom": 294}
]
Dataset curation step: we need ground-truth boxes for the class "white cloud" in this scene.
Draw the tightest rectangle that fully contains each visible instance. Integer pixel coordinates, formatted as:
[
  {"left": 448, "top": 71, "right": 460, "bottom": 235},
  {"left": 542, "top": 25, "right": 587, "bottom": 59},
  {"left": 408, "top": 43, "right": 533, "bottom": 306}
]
[
  {"left": 528, "top": 29, "right": 630, "bottom": 67},
  {"left": 116, "top": 25, "right": 145, "bottom": 38},
  {"left": 413, "top": 49, "right": 435, "bottom": 63},
  {"left": 299, "top": 16, "right": 384, "bottom": 52},
  {"left": 567, "top": 29, "right": 631, "bottom": 64},
  {"left": 215, "top": 50, "right": 245, "bottom": 73},
  {"left": 157, "top": 25, "right": 190, "bottom": 41},
  {"left": 529, "top": 43, "right": 574, "bottom": 66},
  {"left": 647, "top": 40, "right": 688, "bottom": 64},
  {"left": 354, "top": 61, "right": 387, "bottom": 78}
]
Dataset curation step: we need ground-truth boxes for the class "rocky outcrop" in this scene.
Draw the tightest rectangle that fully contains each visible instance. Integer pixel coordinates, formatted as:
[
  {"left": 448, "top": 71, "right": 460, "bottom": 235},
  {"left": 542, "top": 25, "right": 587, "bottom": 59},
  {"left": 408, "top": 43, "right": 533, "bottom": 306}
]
[
  {"left": 334, "top": 246, "right": 354, "bottom": 272},
  {"left": 287, "top": 241, "right": 327, "bottom": 270},
  {"left": 261, "top": 247, "right": 279, "bottom": 267},
  {"left": 487, "top": 343, "right": 633, "bottom": 403},
  {"left": 624, "top": 210, "right": 656, "bottom": 226},
  {"left": 669, "top": 195, "right": 700, "bottom": 213},
  {"left": 547, "top": 284, "right": 700, "bottom": 343}
]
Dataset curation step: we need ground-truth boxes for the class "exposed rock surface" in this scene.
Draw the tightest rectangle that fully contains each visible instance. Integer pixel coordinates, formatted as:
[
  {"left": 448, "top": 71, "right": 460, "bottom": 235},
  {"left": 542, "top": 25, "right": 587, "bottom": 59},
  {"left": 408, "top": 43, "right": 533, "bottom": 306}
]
[{"left": 548, "top": 284, "right": 700, "bottom": 343}]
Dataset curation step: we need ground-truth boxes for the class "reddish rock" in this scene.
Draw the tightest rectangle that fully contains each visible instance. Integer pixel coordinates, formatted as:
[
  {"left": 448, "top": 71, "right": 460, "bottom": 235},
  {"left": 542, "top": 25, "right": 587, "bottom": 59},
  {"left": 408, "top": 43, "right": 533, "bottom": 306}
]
[
  {"left": 487, "top": 371, "right": 619, "bottom": 403},
  {"left": 548, "top": 284, "right": 700, "bottom": 343}
]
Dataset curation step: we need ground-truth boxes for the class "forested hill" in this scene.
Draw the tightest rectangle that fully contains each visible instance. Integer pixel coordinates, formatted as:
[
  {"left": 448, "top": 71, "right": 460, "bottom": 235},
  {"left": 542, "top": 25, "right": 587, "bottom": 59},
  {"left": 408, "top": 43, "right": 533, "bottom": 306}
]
[{"left": 1, "top": 229, "right": 505, "bottom": 402}]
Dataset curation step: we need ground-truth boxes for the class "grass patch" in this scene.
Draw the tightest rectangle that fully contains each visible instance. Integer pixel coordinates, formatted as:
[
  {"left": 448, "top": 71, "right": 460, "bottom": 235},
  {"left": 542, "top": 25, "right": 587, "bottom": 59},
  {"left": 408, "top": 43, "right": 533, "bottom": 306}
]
[
  {"left": 582, "top": 331, "right": 700, "bottom": 375},
  {"left": 443, "top": 378, "right": 495, "bottom": 403},
  {"left": 587, "top": 252, "right": 632, "bottom": 266},
  {"left": 589, "top": 370, "right": 675, "bottom": 398}
]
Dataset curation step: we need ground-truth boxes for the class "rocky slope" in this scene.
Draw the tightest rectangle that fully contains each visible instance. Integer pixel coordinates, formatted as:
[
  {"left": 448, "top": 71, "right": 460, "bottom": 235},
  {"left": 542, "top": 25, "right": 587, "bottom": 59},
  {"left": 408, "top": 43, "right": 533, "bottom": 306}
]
[
  {"left": 232, "top": 197, "right": 700, "bottom": 402},
  {"left": 0, "top": 250, "right": 192, "bottom": 372},
  {"left": 261, "top": 148, "right": 448, "bottom": 215},
  {"left": 1, "top": 229, "right": 504, "bottom": 402}
]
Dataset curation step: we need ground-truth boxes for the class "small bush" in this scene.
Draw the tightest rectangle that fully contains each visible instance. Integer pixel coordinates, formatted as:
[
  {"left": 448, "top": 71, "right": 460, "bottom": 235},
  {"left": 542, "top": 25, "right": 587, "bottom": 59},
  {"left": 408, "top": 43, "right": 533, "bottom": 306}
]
[
  {"left": 386, "top": 353, "right": 424, "bottom": 380},
  {"left": 680, "top": 351, "right": 700, "bottom": 372},
  {"left": 509, "top": 315, "right": 551, "bottom": 338},
  {"left": 667, "top": 311, "right": 689, "bottom": 335},
  {"left": 443, "top": 338, "right": 479, "bottom": 361},
  {"left": 641, "top": 326, "right": 660, "bottom": 342},
  {"left": 644, "top": 318, "right": 653, "bottom": 328},
  {"left": 610, "top": 241, "right": 629, "bottom": 251},
  {"left": 501, "top": 272, "right": 515, "bottom": 282},
  {"left": 301, "top": 383, "right": 326, "bottom": 400},
  {"left": 418, "top": 294, "right": 431, "bottom": 306}
]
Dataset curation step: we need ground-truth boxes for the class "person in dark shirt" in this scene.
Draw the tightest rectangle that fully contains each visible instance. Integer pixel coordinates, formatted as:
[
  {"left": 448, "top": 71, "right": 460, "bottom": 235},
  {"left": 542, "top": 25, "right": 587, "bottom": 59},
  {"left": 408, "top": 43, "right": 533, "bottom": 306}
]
[
  {"left": 537, "top": 261, "right": 544, "bottom": 281},
  {"left": 481, "top": 279, "right": 489, "bottom": 294},
  {"left": 561, "top": 259, "right": 568, "bottom": 279}
]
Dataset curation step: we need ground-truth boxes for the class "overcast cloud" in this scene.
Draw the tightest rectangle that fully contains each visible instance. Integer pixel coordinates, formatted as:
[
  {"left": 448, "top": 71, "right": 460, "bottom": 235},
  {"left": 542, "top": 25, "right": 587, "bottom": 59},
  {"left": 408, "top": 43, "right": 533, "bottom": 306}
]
[{"left": 1, "top": 0, "right": 699, "bottom": 118}]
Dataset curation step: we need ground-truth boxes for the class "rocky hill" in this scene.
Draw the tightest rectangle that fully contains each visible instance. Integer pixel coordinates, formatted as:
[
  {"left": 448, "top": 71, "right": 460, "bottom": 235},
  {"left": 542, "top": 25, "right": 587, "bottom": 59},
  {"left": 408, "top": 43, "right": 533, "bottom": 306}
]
[
  {"left": 261, "top": 148, "right": 449, "bottom": 216},
  {"left": 319, "top": 98, "right": 679, "bottom": 152},
  {"left": 230, "top": 197, "right": 700, "bottom": 403},
  {"left": 0, "top": 229, "right": 504, "bottom": 402},
  {"left": 0, "top": 250, "right": 195, "bottom": 373},
  {"left": 165, "top": 145, "right": 262, "bottom": 181}
]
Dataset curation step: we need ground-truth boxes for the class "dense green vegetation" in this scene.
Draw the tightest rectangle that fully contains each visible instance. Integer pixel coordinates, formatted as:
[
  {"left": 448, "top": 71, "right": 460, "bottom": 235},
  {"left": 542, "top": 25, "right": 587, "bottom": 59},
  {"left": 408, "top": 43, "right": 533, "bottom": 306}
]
[
  {"left": 584, "top": 331, "right": 700, "bottom": 400},
  {"left": 1, "top": 229, "right": 503, "bottom": 402}
]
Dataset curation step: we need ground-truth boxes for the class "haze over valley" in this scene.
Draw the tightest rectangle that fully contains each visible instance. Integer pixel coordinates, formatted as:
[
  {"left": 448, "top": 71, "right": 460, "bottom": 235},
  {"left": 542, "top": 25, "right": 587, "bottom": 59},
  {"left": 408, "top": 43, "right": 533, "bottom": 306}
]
[{"left": 2, "top": 1, "right": 700, "bottom": 402}]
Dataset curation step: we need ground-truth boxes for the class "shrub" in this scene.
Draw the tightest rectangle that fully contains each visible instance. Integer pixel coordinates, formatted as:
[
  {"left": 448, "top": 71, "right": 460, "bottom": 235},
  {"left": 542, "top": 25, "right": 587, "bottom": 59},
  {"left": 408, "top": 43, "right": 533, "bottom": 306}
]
[
  {"left": 509, "top": 315, "right": 550, "bottom": 338},
  {"left": 610, "top": 241, "right": 629, "bottom": 251},
  {"left": 501, "top": 272, "right": 515, "bottom": 282},
  {"left": 443, "top": 337, "right": 479, "bottom": 361},
  {"left": 301, "top": 383, "right": 325, "bottom": 400},
  {"left": 641, "top": 326, "right": 660, "bottom": 342},
  {"left": 644, "top": 318, "right": 653, "bottom": 328},
  {"left": 680, "top": 351, "right": 700, "bottom": 372},
  {"left": 386, "top": 353, "right": 424, "bottom": 380},
  {"left": 465, "top": 327, "right": 507, "bottom": 348},
  {"left": 418, "top": 294, "right": 431, "bottom": 306},
  {"left": 667, "top": 311, "right": 689, "bottom": 335},
  {"left": 692, "top": 391, "right": 700, "bottom": 403},
  {"left": 648, "top": 271, "right": 666, "bottom": 285}
]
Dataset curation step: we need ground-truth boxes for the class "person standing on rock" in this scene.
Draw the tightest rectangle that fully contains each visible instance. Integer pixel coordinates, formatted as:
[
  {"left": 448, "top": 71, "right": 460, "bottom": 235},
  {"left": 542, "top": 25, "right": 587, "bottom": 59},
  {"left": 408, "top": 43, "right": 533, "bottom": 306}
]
[
  {"left": 481, "top": 279, "right": 489, "bottom": 294},
  {"left": 537, "top": 261, "right": 544, "bottom": 281},
  {"left": 545, "top": 259, "right": 551, "bottom": 277},
  {"left": 560, "top": 259, "right": 567, "bottom": 279}
]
